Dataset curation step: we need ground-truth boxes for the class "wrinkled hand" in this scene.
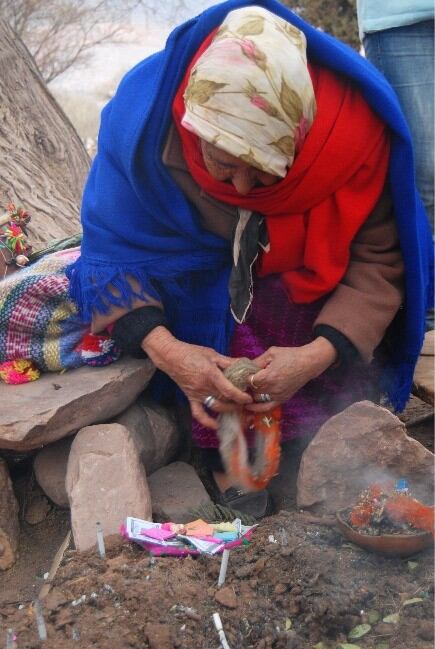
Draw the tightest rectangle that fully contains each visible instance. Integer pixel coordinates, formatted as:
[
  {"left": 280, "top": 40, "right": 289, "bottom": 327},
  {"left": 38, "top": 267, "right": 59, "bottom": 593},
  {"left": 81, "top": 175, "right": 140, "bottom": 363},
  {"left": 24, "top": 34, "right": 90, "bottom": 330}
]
[
  {"left": 142, "top": 327, "right": 252, "bottom": 428},
  {"left": 246, "top": 338, "right": 337, "bottom": 413}
]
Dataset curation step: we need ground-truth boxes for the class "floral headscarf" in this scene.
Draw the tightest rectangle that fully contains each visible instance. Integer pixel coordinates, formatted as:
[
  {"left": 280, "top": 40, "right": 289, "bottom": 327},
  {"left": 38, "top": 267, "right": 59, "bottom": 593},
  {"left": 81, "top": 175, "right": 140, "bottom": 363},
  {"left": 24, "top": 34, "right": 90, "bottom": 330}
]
[{"left": 182, "top": 6, "right": 317, "bottom": 177}]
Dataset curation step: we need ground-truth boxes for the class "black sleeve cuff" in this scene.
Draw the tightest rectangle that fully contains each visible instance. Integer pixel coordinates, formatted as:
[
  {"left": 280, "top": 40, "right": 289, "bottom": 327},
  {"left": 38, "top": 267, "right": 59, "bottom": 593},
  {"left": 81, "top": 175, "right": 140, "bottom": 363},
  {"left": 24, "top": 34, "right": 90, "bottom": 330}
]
[
  {"left": 111, "top": 306, "right": 169, "bottom": 358},
  {"left": 313, "top": 324, "right": 359, "bottom": 367}
]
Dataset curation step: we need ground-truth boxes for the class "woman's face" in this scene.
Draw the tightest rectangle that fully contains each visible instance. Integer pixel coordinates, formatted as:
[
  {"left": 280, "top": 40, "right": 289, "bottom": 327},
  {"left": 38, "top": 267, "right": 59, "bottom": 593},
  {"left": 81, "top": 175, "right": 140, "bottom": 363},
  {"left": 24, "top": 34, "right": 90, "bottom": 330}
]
[{"left": 201, "top": 139, "right": 280, "bottom": 195}]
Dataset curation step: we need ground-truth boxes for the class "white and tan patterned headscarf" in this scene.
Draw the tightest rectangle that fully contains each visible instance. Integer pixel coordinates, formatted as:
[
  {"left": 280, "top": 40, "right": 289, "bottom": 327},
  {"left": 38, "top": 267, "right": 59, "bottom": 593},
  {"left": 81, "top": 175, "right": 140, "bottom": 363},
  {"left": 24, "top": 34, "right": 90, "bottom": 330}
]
[{"left": 182, "top": 6, "right": 316, "bottom": 178}]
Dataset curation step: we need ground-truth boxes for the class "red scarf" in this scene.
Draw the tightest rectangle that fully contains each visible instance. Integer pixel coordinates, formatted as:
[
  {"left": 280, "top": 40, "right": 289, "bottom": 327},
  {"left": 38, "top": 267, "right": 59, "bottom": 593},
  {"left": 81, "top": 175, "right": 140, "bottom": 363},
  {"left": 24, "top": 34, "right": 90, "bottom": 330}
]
[{"left": 172, "top": 33, "right": 390, "bottom": 303}]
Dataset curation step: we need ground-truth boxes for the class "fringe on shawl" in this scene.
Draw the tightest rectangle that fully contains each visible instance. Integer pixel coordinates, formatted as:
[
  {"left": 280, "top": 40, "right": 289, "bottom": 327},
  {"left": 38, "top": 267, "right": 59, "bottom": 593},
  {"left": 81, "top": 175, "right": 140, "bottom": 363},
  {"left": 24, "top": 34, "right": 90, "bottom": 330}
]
[
  {"left": 66, "top": 256, "right": 429, "bottom": 413},
  {"left": 65, "top": 253, "right": 231, "bottom": 323}
]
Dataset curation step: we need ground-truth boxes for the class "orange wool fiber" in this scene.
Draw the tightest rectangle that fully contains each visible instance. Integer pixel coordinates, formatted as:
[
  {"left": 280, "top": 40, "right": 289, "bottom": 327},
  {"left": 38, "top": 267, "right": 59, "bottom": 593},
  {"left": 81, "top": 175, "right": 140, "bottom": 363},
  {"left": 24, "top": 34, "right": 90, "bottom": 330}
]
[
  {"left": 385, "top": 495, "right": 435, "bottom": 537},
  {"left": 228, "top": 406, "right": 282, "bottom": 492},
  {"left": 350, "top": 502, "right": 375, "bottom": 528}
]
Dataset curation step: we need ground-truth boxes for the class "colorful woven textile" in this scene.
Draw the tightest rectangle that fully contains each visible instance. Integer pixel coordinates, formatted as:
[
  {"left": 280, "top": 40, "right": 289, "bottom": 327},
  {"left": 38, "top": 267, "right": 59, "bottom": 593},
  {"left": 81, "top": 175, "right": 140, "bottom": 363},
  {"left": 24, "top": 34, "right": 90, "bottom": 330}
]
[{"left": 0, "top": 248, "right": 120, "bottom": 373}]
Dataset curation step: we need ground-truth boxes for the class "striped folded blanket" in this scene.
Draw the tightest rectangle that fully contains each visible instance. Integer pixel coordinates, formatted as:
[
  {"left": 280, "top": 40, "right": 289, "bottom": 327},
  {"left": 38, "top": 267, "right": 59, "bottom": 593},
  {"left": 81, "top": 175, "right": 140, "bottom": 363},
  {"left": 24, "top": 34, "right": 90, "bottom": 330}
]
[{"left": 0, "top": 248, "right": 120, "bottom": 374}]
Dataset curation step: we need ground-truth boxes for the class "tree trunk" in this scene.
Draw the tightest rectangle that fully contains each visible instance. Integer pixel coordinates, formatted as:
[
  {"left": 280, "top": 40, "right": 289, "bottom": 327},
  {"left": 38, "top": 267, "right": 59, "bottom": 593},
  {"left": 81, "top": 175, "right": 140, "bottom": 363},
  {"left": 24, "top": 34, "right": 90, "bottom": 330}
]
[
  {"left": 0, "top": 20, "right": 89, "bottom": 248},
  {"left": 0, "top": 458, "right": 19, "bottom": 570}
]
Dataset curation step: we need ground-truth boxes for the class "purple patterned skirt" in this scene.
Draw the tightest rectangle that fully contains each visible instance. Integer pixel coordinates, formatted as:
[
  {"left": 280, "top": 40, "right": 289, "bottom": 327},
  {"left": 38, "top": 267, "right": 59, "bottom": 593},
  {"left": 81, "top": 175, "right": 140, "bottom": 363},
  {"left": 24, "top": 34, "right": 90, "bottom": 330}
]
[{"left": 192, "top": 274, "right": 379, "bottom": 448}]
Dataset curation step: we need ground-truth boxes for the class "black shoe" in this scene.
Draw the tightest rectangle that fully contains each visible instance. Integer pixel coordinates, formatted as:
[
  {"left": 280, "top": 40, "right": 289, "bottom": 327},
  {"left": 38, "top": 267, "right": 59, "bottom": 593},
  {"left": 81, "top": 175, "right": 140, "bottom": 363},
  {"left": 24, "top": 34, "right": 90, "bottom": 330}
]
[{"left": 216, "top": 486, "right": 274, "bottom": 520}]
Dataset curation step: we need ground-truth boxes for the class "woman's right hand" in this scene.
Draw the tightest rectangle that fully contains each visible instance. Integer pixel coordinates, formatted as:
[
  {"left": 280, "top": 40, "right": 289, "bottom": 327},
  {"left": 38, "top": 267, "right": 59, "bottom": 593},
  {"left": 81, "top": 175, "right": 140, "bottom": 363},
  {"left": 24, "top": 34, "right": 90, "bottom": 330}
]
[{"left": 141, "top": 326, "right": 252, "bottom": 429}]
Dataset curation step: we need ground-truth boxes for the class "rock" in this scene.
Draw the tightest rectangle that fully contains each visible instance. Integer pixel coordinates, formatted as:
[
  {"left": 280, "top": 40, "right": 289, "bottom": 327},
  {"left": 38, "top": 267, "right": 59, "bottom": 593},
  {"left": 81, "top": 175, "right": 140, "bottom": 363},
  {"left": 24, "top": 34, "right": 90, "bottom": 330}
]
[
  {"left": 115, "top": 395, "right": 180, "bottom": 473},
  {"left": 24, "top": 494, "right": 51, "bottom": 525},
  {"left": 34, "top": 437, "right": 73, "bottom": 507},
  {"left": 148, "top": 462, "right": 211, "bottom": 523},
  {"left": 44, "top": 588, "right": 68, "bottom": 611},
  {"left": 0, "top": 358, "right": 155, "bottom": 451},
  {"left": 144, "top": 623, "right": 173, "bottom": 649},
  {"left": 0, "top": 458, "right": 19, "bottom": 570},
  {"left": 215, "top": 586, "right": 238, "bottom": 609},
  {"left": 297, "top": 401, "right": 434, "bottom": 513},
  {"left": 418, "top": 620, "right": 434, "bottom": 642},
  {"left": 420, "top": 330, "right": 435, "bottom": 356},
  {"left": 66, "top": 423, "right": 152, "bottom": 551},
  {"left": 413, "top": 331, "right": 434, "bottom": 405},
  {"left": 373, "top": 622, "right": 395, "bottom": 636}
]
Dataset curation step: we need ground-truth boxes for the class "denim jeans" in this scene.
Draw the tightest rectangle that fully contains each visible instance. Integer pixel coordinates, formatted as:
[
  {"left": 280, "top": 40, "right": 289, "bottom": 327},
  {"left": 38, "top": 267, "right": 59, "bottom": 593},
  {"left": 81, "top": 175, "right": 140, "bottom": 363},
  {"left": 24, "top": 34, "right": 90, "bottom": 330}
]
[{"left": 364, "top": 20, "right": 434, "bottom": 328}]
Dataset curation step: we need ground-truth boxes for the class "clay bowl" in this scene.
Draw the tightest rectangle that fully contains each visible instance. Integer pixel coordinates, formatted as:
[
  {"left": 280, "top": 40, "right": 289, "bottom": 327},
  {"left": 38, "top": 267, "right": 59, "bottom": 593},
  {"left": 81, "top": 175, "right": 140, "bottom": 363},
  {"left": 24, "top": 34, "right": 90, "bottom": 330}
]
[{"left": 336, "top": 509, "right": 433, "bottom": 557}]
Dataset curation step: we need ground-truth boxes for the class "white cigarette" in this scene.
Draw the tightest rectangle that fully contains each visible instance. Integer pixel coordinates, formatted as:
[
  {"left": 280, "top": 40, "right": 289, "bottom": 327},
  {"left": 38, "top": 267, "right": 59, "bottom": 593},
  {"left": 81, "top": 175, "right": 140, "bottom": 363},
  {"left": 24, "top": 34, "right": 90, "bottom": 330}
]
[
  {"left": 34, "top": 598, "right": 47, "bottom": 641},
  {"left": 6, "top": 628, "right": 16, "bottom": 649},
  {"left": 218, "top": 549, "right": 230, "bottom": 587},
  {"left": 96, "top": 521, "right": 106, "bottom": 559},
  {"left": 212, "top": 612, "right": 232, "bottom": 649}
]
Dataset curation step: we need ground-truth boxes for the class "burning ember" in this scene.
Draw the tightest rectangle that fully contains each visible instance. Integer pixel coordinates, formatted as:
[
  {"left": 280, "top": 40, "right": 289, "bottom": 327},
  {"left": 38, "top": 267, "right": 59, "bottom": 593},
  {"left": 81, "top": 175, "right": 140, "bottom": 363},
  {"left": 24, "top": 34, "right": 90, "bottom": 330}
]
[{"left": 346, "top": 480, "right": 435, "bottom": 537}]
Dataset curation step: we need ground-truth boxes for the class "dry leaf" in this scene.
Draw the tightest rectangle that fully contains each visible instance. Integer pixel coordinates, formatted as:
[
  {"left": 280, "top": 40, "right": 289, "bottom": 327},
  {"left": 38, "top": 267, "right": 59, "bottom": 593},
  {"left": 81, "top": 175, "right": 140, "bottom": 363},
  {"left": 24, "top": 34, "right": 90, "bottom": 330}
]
[
  {"left": 280, "top": 78, "right": 303, "bottom": 123},
  {"left": 185, "top": 80, "right": 227, "bottom": 105},
  {"left": 237, "top": 17, "right": 265, "bottom": 36}
]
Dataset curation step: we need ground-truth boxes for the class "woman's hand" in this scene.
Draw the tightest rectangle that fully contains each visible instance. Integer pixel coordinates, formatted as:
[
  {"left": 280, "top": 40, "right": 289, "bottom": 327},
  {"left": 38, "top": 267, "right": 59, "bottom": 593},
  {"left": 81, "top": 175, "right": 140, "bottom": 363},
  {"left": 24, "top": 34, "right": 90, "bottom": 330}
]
[
  {"left": 246, "top": 337, "right": 337, "bottom": 412},
  {"left": 141, "top": 326, "right": 252, "bottom": 428}
]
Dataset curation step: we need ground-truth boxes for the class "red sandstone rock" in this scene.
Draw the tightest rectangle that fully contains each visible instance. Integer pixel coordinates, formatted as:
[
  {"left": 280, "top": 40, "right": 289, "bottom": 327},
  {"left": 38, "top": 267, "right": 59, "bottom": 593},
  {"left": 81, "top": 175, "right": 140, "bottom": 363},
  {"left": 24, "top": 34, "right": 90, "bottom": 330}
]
[
  {"left": 297, "top": 401, "right": 434, "bottom": 513},
  {"left": 0, "top": 458, "right": 19, "bottom": 570},
  {"left": 148, "top": 462, "right": 211, "bottom": 523},
  {"left": 66, "top": 423, "right": 152, "bottom": 551},
  {"left": 0, "top": 358, "right": 155, "bottom": 451},
  {"left": 34, "top": 437, "right": 73, "bottom": 507},
  {"left": 115, "top": 395, "right": 180, "bottom": 474}
]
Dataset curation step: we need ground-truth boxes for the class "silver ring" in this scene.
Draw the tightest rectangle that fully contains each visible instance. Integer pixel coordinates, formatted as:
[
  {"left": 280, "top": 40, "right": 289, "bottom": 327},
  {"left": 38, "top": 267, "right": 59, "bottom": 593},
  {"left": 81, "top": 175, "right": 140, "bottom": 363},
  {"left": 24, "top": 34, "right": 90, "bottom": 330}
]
[
  {"left": 257, "top": 393, "right": 272, "bottom": 403},
  {"left": 203, "top": 395, "right": 217, "bottom": 409}
]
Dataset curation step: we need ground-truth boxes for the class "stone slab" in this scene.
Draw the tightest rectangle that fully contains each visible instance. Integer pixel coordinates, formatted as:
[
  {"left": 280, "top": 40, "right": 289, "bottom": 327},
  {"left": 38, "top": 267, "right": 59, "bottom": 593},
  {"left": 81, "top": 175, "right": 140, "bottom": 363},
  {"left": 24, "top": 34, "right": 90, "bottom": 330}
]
[{"left": 0, "top": 358, "right": 155, "bottom": 451}]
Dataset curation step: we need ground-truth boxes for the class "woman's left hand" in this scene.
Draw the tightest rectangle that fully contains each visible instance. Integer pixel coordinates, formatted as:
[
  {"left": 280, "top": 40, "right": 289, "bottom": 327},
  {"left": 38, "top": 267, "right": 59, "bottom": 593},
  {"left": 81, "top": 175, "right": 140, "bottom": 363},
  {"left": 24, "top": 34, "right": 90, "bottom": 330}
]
[{"left": 246, "top": 337, "right": 338, "bottom": 412}]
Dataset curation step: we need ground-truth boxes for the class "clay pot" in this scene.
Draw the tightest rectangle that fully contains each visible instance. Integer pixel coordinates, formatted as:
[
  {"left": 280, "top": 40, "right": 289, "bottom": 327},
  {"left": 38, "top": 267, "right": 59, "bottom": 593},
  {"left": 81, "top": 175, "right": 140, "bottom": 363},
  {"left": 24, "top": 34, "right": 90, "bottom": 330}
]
[{"left": 336, "top": 509, "right": 433, "bottom": 557}]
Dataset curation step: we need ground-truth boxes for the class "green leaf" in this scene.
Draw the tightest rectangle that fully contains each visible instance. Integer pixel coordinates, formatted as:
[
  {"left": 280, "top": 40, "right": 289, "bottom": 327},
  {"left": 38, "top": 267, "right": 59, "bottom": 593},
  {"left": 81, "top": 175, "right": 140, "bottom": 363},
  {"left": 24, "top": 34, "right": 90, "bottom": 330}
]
[
  {"left": 348, "top": 624, "right": 371, "bottom": 640},
  {"left": 237, "top": 17, "right": 265, "bottom": 36},
  {"left": 367, "top": 610, "right": 381, "bottom": 624},
  {"left": 313, "top": 643, "right": 328, "bottom": 649},
  {"left": 337, "top": 644, "right": 361, "bottom": 649},
  {"left": 285, "top": 617, "right": 292, "bottom": 631},
  {"left": 375, "top": 643, "right": 390, "bottom": 649},
  {"left": 382, "top": 613, "right": 400, "bottom": 624},
  {"left": 407, "top": 561, "right": 418, "bottom": 571},
  {"left": 403, "top": 597, "right": 424, "bottom": 606}
]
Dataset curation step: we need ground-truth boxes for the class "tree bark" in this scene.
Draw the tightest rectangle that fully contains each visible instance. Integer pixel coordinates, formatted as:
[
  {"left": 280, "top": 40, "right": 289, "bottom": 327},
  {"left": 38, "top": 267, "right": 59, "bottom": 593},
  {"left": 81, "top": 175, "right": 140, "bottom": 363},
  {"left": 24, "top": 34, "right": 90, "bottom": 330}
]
[
  {"left": 0, "top": 20, "right": 89, "bottom": 248},
  {"left": 0, "top": 458, "right": 19, "bottom": 570}
]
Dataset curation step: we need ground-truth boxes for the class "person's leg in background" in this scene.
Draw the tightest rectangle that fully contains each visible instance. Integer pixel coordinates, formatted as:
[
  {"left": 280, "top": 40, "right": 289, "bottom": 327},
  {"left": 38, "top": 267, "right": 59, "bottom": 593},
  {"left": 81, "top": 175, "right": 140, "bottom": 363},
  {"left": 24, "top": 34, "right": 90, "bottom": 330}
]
[{"left": 364, "top": 21, "right": 434, "bottom": 329}]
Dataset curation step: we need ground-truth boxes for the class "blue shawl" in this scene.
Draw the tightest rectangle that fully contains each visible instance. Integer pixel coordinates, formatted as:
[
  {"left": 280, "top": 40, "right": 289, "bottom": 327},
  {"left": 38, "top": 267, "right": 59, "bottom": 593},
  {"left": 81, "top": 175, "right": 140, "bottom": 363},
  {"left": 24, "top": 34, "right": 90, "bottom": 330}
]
[{"left": 67, "top": 0, "right": 434, "bottom": 411}]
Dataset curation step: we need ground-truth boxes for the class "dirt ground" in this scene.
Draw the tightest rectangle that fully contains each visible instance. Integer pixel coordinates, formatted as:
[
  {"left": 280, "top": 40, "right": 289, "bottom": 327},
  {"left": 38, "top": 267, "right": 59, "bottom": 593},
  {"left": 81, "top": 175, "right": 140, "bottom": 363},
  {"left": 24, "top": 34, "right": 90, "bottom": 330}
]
[
  {"left": 0, "top": 396, "right": 433, "bottom": 649},
  {"left": 0, "top": 513, "right": 433, "bottom": 649}
]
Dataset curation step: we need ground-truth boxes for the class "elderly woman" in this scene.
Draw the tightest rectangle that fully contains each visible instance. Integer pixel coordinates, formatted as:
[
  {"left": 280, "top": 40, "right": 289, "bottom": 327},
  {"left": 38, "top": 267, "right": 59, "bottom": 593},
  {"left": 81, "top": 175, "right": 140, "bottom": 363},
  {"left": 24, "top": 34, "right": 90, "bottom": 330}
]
[{"left": 66, "top": 1, "right": 433, "bottom": 516}]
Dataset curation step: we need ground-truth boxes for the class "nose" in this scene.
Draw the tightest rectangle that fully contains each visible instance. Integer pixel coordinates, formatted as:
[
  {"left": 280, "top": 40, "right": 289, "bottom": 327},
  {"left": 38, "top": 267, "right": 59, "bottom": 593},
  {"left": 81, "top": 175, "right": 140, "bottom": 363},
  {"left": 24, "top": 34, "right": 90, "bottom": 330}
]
[{"left": 231, "top": 169, "right": 256, "bottom": 195}]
